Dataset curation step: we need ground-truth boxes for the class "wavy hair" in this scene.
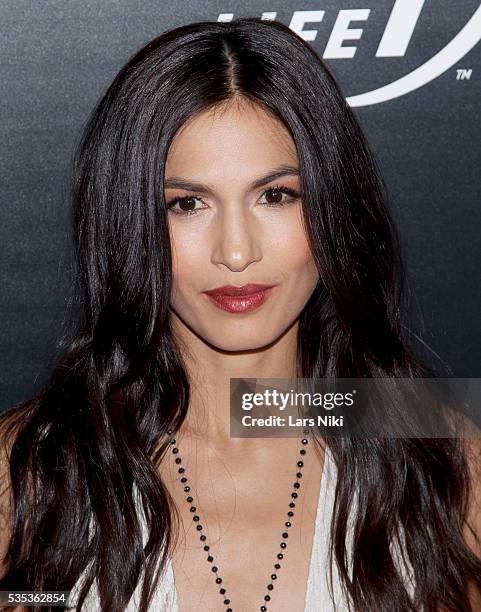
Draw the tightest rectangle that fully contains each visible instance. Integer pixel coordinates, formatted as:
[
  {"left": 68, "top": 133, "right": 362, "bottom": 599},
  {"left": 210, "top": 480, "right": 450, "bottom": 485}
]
[{"left": 1, "top": 17, "right": 480, "bottom": 612}]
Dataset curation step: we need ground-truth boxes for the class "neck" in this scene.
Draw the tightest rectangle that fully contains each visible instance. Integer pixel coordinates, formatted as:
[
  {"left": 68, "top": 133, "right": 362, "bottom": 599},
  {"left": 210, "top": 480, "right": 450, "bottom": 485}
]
[{"left": 170, "top": 312, "right": 299, "bottom": 445}]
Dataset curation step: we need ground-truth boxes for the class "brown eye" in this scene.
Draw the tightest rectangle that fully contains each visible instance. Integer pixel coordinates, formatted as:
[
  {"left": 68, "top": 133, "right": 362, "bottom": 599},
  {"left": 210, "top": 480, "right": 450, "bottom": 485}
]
[
  {"left": 178, "top": 197, "right": 197, "bottom": 212},
  {"left": 261, "top": 185, "right": 300, "bottom": 207},
  {"left": 265, "top": 188, "right": 284, "bottom": 204},
  {"left": 166, "top": 196, "right": 204, "bottom": 215}
]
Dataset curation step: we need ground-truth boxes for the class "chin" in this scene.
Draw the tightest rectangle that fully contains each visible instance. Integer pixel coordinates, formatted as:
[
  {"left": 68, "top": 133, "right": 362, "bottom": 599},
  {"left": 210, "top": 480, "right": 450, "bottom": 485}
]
[{"left": 204, "top": 329, "right": 277, "bottom": 353}]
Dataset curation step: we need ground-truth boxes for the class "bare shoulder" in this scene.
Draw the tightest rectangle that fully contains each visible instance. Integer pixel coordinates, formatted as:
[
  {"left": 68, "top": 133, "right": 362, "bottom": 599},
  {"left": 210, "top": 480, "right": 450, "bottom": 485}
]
[
  {"left": 0, "top": 405, "right": 35, "bottom": 565},
  {"left": 463, "top": 431, "right": 481, "bottom": 553},
  {"left": 460, "top": 418, "right": 481, "bottom": 608},
  {"left": 0, "top": 406, "right": 32, "bottom": 611},
  {"left": 0, "top": 408, "right": 20, "bottom": 576}
]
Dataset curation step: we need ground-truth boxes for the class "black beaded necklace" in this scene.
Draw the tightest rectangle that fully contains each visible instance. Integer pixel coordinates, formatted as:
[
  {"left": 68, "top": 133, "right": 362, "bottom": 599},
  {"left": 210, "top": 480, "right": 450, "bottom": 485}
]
[{"left": 167, "top": 427, "right": 311, "bottom": 611}]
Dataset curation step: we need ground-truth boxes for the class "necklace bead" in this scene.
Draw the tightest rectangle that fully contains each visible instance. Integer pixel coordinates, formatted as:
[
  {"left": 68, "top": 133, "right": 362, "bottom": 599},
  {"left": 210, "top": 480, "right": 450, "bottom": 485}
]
[{"left": 170, "top": 429, "right": 310, "bottom": 609}]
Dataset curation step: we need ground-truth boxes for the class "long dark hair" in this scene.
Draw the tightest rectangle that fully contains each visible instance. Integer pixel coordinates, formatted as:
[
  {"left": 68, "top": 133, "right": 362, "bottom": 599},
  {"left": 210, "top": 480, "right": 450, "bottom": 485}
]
[{"left": 1, "top": 17, "right": 480, "bottom": 612}]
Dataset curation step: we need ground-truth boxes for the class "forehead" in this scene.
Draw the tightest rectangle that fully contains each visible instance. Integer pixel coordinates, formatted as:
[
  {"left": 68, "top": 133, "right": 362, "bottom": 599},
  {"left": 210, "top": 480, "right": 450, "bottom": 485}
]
[{"left": 165, "top": 99, "right": 298, "bottom": 181}]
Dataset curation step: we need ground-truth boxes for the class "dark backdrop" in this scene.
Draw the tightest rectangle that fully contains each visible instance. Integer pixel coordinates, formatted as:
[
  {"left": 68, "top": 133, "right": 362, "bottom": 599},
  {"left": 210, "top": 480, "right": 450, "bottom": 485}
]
[{"left": 1, "top": 1, "right": 480, "bottom": 412}]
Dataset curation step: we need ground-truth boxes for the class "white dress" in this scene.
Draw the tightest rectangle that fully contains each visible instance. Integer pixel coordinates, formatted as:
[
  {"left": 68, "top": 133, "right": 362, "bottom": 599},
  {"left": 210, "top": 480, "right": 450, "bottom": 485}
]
[{"left": 67, "top": 446, "right": 415, "bottom": 611}]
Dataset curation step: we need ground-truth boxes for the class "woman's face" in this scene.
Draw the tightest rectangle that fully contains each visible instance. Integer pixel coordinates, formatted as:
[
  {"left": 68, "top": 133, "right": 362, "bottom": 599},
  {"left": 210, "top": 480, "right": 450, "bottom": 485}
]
[{"left": 164, "top": 99, "right": 319, "bottom": 352}]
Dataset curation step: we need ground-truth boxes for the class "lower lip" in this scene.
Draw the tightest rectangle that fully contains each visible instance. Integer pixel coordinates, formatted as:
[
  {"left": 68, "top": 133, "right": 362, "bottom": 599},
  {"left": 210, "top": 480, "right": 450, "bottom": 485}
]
[{"left": 205, "top": 287, "right": 275, "bottom": 313}]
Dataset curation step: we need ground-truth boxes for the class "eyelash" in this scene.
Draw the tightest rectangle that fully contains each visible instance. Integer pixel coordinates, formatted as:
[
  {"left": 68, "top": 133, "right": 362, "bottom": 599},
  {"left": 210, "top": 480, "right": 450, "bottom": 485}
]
[{"left": 165, "top": 184, "right": 301, "bottom": 216}]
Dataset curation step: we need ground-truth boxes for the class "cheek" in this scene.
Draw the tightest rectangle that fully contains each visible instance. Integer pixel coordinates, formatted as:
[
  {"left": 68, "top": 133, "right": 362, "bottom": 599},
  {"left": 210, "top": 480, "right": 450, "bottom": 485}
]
[
  {"left": 288, "top": 235, "right": 314, "bottom": 267},
  {"left": 169, "top": 224, "right": 205, "bottom": 297},
  {"left": 271, "top": 218, "right": 317, "bottom": 278},
  {"left": 169, "top": 221, "right": 203, "bottom": 268}
]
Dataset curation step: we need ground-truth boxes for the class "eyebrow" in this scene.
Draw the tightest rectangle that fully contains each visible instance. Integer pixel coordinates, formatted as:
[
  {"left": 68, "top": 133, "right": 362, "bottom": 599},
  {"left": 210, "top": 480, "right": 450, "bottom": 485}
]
[{"left": 163, "top": 164, "right": 300, "bottom": 194}]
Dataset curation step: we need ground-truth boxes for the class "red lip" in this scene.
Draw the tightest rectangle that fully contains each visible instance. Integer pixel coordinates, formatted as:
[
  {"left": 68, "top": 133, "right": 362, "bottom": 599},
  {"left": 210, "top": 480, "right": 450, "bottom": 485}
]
[
  {"left": 203, "top": 284, "right": 277, "bottom": 314},
  {"left": 204, "top": 283, "right": 276, "bottom": 297}
]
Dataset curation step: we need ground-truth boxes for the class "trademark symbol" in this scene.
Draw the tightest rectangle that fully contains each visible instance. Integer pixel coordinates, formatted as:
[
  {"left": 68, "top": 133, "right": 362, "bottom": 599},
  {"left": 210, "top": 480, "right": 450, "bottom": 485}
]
[{"left": 456, "top": 68, "right": 473, "bottom": 80}]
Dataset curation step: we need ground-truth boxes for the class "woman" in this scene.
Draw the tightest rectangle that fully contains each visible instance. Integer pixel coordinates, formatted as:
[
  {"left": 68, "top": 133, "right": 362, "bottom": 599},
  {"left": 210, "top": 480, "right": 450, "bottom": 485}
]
[{"left": 1, "top": 16, "right": 481, "bottom": 612}]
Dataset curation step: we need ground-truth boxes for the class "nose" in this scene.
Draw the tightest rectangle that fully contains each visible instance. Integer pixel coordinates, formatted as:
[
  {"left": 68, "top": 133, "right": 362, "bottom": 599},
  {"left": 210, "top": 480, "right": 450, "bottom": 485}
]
[{"left": 210, "top": 205, "right": 262, "bottom": 272}]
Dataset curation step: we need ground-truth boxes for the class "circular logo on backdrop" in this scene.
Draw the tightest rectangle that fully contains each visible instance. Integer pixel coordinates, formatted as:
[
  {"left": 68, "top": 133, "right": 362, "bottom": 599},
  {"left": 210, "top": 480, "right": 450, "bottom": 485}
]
[{"left": 218, "top": 2, "right": 481, "bottom": 107}]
